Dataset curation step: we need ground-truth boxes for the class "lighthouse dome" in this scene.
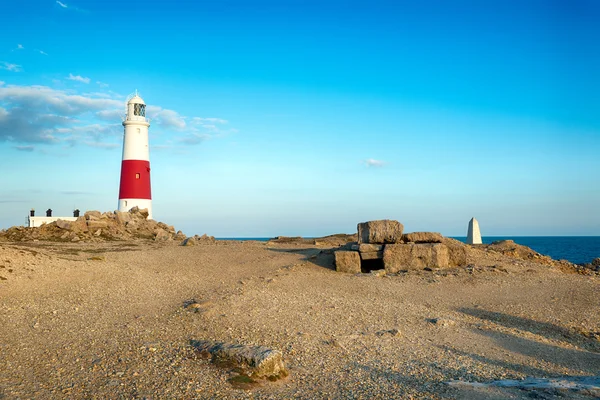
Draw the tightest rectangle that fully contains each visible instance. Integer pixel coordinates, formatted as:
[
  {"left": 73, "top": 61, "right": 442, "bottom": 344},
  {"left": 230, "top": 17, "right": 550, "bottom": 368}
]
[
  {"left": 125, "top": 92, "right": 148, "bottom": 121},
  {"left": 127, "top": 95, "right": 146, "bottom": 105}
]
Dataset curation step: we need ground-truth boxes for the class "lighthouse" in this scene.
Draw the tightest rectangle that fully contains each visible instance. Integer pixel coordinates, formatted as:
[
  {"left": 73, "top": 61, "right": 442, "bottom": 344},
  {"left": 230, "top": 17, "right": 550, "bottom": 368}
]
[{"left": 118, "top": 93, "right": 152, "bottom": 219}]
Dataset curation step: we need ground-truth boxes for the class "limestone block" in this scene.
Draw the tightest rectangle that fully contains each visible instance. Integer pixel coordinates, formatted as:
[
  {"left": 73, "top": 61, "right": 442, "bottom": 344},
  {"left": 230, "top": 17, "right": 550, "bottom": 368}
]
[
  {"left": 358, "top": 243, "right": 383, "bottom": 253},
  {"left": 70, "top": 216, "right": 88, "bottom": 233},
  {"left": 335, "top": 251, "right": 361, "bottom": 273},
  {"left": 154, "top": 229, "right": 171, "bottom": 241},
  {"left": 403, "top": 232, "right": 443, "bottom": 243},
  {"left": 383, "top": 243, "right": 449, "bottom": 273},
  {"left": 360, "top": 251, "right": 383, "bottom": 260},
  {"left": 87, "top": 220, "right": 108, "bottom": 230},
  {"left": 466, "top": 217, "right": 482, "bottom": 244},
  {"left": 190, "top": 340, "right": 286, "bottom": 378},
  {"left": 443, "top": 239, "right": 468, "bottom": 267},
  {"left": 84, "top": 210, "right": 102, "bottom": 221},
  {"left": 358, "top": 220, "right": 404, "bottom": 244},
  {"left": 115, "top": 211, "right": 132, "bottom": 225},
  {"left": 55, "top": 219, "right": 72, "bottom": 230}
]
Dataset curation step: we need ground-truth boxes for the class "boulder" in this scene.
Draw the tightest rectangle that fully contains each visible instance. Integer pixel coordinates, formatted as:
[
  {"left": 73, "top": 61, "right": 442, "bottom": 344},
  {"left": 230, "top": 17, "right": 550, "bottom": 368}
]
[
  {"left": 154, "top": 229, "right": 171, "bottom": 241},
  {"left": 383, "top": 243, "right": 449, "bottom": 273},
  {"left": 358, "top": 220, "right": 404, "bottom": 244},
  {"left": 115, "top": 211, "right": 132, "bottom": 225},
  {"left": 138, "top": 208, "right": 150, "bottom": 219},
  {"left": 403, "top": 232, "right": 443, "bottom": 243},
  {"left": 196, "top": 234, "right": 216, "bottom": 244},
  {"left": 592, "top": 258, "right": 600, "bottom": 267},
  {"left": 181, "top": 237, "right": 197, "bottom": 246},
  {"left": 69, "top": 216, "right": 89, "bottom": 233},
  {"left": 84, "top": 210, "right": 102, "bottom": 220},
  {"left": 190, "top": 340, "right": 286, "bottom": 379},
  {"left": 157, "top": 222, "right": 175, "bottom": 233},
  {"left": 55, "top": 219, "right": 72, "bottom": 230},
  {"left": 334, "top": 251, "right": 361, "bottom": 273}
]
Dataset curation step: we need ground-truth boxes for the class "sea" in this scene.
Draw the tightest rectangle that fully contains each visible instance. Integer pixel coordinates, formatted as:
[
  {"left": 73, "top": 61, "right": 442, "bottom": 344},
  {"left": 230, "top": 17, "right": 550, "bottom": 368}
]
[{"left": 217, "top": 236, "right": 600, "bottom": 265}]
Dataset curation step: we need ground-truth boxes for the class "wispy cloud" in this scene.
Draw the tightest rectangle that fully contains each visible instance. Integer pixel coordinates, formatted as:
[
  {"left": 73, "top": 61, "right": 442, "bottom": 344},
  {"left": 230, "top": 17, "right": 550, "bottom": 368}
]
[
  {"left": 60, "top": 190, "right": 94, "bottom": 195},
  {"left": 67, "top": 73, "right": 90, "bottom": 84},
  {"left": 95, "top": 109, "right": 122, "bottom": 120},
  {"left": 363, "top": 158, "right": 386, "bottom": 168},
  {"left": 146, "top": 106, "right": 186, "bottom": 130},
  {"left": 192, "top": 117, "right": 228, "bottom": 125},
  {"left": 0, "top": 83, "right": 235, "bottom": 151},
  {"left": 0, "top": 84, "right": 122, "bottom": 144},
  {"left": 14, "top": 145, "right": 34, "bottom": 152},
  {"left": 179, "top": 133, "right": 211, "bottom": 145},
  {"left": 37, "top": 49, "right": 48, "bottom": 56},
  {"left": 83, "top": 141, "right": 119, "bottom": 149},
  {"left": 96, "top": 81, "right": 109, "bottom": 88},
  {"left": 17, "top": 44, "right": 24, "bottom": 50},
  {"left": 55, "top": 1, "right": 88, "bottom": 13},
  {"left": 0, "top": 62, "right": 22, "bottom": 72}
]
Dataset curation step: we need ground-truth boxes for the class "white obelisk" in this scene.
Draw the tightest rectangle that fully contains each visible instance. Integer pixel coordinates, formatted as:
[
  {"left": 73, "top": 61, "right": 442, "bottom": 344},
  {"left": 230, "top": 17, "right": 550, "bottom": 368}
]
[{"left": 466, "top": 217, "right": 482, "bottom": 244}]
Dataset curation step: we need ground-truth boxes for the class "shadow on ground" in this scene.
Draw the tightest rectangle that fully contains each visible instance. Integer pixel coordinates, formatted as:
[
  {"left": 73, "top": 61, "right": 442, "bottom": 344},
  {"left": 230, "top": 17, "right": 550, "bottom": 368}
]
[
  {"left": 267, "top": 246, "right": 336, "bottom": 271},
  {"left": 459, "top": 307, "right": 600, "bottom": 353}
]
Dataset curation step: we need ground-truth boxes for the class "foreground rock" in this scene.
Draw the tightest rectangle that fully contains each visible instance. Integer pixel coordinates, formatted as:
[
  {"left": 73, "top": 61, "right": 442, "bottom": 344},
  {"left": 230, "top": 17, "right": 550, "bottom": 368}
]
[
  {"left": 190, "top": 340, "right": 287, "bottom": 379},
  {"left": 447, "top": 376, "right": 600, "bottom": 396}
]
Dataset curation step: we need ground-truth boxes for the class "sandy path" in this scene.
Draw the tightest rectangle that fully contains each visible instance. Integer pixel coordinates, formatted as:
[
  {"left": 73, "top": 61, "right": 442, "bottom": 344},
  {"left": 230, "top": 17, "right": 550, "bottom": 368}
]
[{"left": 0, "top": 241, "right": 598, "bottom": 399}]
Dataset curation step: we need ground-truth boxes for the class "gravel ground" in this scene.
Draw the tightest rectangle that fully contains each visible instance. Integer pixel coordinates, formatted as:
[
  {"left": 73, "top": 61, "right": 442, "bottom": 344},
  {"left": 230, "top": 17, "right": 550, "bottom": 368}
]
[{"left": 0, "top": 240, "right": 598, "bottom": 399}]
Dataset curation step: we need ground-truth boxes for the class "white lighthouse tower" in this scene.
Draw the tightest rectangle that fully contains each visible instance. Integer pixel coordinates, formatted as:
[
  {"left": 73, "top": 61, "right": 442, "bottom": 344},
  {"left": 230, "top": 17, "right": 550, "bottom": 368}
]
[{"left": 118, "top": 92, "right": 152, "bottom": 219}]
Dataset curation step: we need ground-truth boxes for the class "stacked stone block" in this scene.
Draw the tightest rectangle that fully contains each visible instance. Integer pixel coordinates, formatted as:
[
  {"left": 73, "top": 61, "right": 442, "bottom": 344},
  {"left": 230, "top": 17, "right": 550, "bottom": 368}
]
[{"left": 334, "top": 220, "right": 467, "bottom": 273}]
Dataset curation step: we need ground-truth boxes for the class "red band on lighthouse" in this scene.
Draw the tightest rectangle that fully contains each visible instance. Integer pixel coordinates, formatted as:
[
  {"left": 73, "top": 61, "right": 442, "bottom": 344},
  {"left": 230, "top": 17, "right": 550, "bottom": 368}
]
[{"left": 118, "top": 159, "right": 152, "bottom": 200}]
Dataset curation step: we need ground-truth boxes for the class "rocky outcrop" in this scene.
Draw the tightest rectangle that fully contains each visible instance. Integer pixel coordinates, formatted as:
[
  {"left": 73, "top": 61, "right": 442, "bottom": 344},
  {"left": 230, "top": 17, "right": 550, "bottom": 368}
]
[{"left": 0, "top": 207, "right": 190, "bottom": 243}]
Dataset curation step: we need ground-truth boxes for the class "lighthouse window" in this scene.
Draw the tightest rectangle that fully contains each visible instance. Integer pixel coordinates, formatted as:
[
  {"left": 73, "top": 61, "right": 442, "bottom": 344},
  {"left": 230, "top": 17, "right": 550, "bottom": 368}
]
[
  {"left": 134, "top": 104, "right": 146, "bottom": 117},
  {"left": 136, "top": 173, "right": 140, "bottom": 179}
]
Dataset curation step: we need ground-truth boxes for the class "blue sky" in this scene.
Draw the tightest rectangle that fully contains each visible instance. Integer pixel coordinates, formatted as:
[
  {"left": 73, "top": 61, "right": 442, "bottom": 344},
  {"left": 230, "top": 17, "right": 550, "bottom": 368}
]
[{"left": 0, "top": 0, "right": 598, "bottom": 236}]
